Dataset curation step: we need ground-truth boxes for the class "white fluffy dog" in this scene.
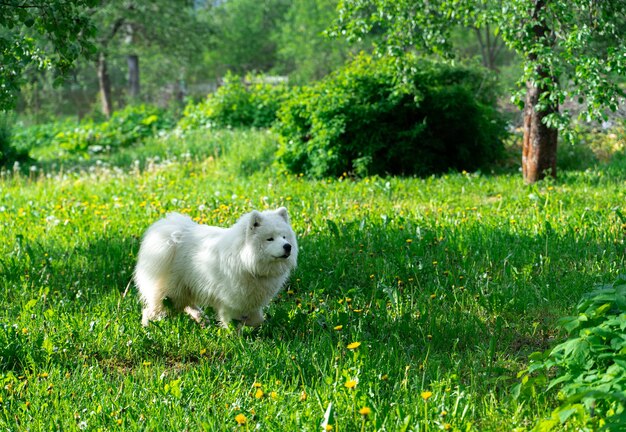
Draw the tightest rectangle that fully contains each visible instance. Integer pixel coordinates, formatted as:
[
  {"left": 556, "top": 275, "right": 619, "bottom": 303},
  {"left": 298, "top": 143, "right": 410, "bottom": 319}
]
[{"left": 134, "top": 207, "right": 298, "bottom": 328}]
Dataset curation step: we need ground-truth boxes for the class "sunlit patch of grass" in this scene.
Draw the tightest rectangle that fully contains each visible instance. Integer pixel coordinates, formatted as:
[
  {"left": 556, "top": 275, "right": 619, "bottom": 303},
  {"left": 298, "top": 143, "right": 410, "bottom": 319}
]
[{"left": 0, "top": 128, "right": 625, "bottom": 429}]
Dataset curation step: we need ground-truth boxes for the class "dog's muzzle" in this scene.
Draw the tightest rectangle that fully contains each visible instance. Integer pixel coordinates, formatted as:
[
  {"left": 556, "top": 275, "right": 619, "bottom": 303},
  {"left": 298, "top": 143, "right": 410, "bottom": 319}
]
[{"left": 281, "top": 243, "right": 292, "bottom": 258}]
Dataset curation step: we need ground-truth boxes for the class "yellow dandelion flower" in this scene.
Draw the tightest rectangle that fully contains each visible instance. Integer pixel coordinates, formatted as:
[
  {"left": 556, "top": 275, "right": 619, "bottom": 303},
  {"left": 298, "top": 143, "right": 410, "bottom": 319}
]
[
  {"left": 253, "top": 382, "right": 262, "bottom": 388},
  {"left": 254, "top": 389, "right": 264, "bottom": 399},
  {"left": 235, "top": 413, "right": 247, "bottom": 425},
  {"left": 421, "top": 391, "right": 433, "bottom": 401},
  {"left": 333, "top": 325, "right": 343, "bottom": 331},
  {"left": 325, "top": 425, "right": 333, "bottom": 431},
  {"left": 444, "top": 423, "right": 452, "bottom": 430},
  {"left": 347, "top": 341, "right": 361, "bottom": 350},
  {"left": 270, "top": 391, "right": 278, "bottom": 399},
  {"left": 300, "top": 391, "right": 307, "bottom": 401},
  {"left": 345, "top": 379, "right": 358, "bottom": 389},
  {"left": 200, "top": 348, "right": 207, "bottom": 355},
  {"left": 359, "top": 406, "right": 372, "bottom": 416}
]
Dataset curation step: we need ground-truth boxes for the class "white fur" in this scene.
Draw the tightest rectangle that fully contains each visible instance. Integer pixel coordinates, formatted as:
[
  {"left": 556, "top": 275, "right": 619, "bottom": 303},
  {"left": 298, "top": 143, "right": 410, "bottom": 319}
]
[{"left": 134, "top": 207, "right": 298, "bottom": 328}]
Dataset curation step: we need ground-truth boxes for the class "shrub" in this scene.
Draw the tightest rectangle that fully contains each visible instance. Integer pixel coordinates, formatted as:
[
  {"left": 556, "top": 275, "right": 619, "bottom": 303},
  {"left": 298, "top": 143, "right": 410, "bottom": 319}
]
[
  {"left": 274, "top": 53, "right": 507, "bottom": 178},
  {"left": 53, "top": 105, "right": 174, "bottom": 153},
  {"left": 0, "top": 112, "right": 30, "bottom": 167},
  {"left": 515, "top": 274, "right": 626, "bottom": 430},
  {"left": 177, "top": 72, "right": 289, "bottom": 131}
]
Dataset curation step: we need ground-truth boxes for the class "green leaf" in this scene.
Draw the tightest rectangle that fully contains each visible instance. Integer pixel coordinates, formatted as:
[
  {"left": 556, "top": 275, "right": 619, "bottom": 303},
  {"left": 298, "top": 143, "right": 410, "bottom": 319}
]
[
  {"left": 556, "top": 405, "right": 582, "bottom": 424},
  {"left": 42, "top": 337, "right": 54, "bottom": 355},
  {"left": 23, "top": 299, "right": 38, "bottom": 311},
  {"left": 557, "top": 316, "right": 581, "bottom": 333}
]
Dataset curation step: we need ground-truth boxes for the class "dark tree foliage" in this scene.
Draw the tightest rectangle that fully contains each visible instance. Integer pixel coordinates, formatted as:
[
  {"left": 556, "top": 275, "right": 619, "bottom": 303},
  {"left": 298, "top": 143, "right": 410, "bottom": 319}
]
[{"left": 0, "top": 0, "right": 98, "bottom": 110}]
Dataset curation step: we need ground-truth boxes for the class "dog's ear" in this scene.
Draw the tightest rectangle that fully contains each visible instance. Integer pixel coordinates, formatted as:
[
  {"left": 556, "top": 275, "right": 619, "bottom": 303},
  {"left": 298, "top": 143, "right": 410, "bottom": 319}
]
[
  {"left": 249, "top": 210, "right": 263, "bottom": 229},
  {"left": 276, "top": 207, "right": 290, "bottom": 223}
]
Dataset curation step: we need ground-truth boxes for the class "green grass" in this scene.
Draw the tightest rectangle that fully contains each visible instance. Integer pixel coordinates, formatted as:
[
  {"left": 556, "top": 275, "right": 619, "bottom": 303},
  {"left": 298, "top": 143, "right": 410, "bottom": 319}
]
[{"left": 1, "top": 128, "right": 625, "bottom": 430}]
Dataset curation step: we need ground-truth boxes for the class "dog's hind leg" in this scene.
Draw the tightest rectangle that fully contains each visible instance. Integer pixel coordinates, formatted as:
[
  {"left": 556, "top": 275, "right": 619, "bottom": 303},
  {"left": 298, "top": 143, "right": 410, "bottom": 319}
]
[{"left": 137, "top": 275, "right": 169, "bottom": 326}]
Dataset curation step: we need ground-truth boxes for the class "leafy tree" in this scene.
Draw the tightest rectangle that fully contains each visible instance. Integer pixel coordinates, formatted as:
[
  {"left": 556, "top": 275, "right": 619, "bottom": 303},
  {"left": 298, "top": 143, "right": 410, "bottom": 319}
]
[
  {"left": 90, "top": 0, "right": 204, "bottom": 117},
  {"left": 274, "top": 0, "right": 360, "bottom": 83},
  {"left": 202, "top": 0, "right": 291, "bottom": 77},
  {"left": 335, "top": 0, "right": 626, "bottom": 183},
  {"left": 0, "top": 0, "right": 97, "bottom": 111}
]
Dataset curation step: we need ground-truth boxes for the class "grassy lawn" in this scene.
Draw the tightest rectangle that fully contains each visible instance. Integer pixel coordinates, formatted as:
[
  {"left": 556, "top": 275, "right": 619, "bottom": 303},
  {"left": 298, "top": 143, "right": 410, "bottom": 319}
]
[{"left": 1, "top": 128, "right": 625, "bottom": 430}]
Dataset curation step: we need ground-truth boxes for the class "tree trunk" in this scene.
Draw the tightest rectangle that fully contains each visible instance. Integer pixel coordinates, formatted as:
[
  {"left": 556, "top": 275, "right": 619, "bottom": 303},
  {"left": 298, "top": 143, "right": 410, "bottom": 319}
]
[
  {"left": 522, "top": 0, "right": 558, "bottom": 184},
  {"left": 97, "top": 52, "right": 113, "bottom": 118},
  {"left": 127, "top": 54, "right": 140, "bottom": 99},
  {"left": 522, "top": 81, "right": 558, "bottom": 183}
]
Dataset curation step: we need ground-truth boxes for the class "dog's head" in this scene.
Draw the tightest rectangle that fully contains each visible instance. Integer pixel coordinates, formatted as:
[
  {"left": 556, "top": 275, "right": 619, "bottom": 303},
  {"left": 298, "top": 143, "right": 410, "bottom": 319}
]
[{"left": 240, "top": 207, "right": 298, "bottom": 276}]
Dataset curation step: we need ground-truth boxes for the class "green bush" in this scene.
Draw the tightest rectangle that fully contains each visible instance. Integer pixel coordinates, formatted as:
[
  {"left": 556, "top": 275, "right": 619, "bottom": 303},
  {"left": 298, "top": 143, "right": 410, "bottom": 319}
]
[
  {"left": 515, "top": 274, "right": 626, "bottom": 431},
  {"left": 0, "top": 112, "right": 30, "bottom": 167},
  {"left": 274, "top": 54, "right": 507, "bottom": 178},
  {"left": 177, "top": 72, "right": 289, "bottom": 131},
  {"left": 53, "top": 105, "right": 175, "bottom": 153}
]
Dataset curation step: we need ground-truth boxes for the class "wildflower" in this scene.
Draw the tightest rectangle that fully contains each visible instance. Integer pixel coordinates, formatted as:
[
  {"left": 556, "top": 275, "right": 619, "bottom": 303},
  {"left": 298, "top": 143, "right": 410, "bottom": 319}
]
[
  {"left": 235, "top": 414, "right": 247, "bottom": 425},
  {"left": 359, "top": 406, "right": 372, "bottom": 416},
  {"left": 299, "top": 391, "right": 307, "bottom": 401},
  {"left": 325, "top": 425, "right": 333, "bottom": 431},
  {"left": 270, "top": 391, "right": 278, "bottom": 399},
  {"left": 345, "top": 380, "right": 357, "bottom": 389},
  {"left": 347, "top": 342, "right": 361, "bottom": 350},
  {"left": 253, "top": 382, "right": 262, "bottom": 388},
  {"left": 421, "top": 391, "right": 433, "bottom": 401},
  {"left": 406, "top": 239, "right": 413, "bottom": 244},
  {"left": 200, "top": 348, "right": 207, "bottom": 355},
  {"left": 333, "top": 325, "right": 343, "bottom": 331},
  {"left": 254, "top": 389, "right": 264, "bottom": 399}
]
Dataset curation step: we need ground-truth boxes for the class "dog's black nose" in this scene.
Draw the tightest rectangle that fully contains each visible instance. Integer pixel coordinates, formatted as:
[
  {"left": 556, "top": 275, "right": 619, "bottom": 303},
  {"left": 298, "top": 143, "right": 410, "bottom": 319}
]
[{"left": 283, "top": 243, "right": 292, "bottom": 253}]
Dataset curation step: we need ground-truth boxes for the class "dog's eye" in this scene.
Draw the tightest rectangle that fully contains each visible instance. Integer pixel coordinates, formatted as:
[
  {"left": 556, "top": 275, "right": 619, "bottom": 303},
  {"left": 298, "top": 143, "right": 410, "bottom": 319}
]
[{"left": 267, "top": 237, "right": 274, "bottom": 242}]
